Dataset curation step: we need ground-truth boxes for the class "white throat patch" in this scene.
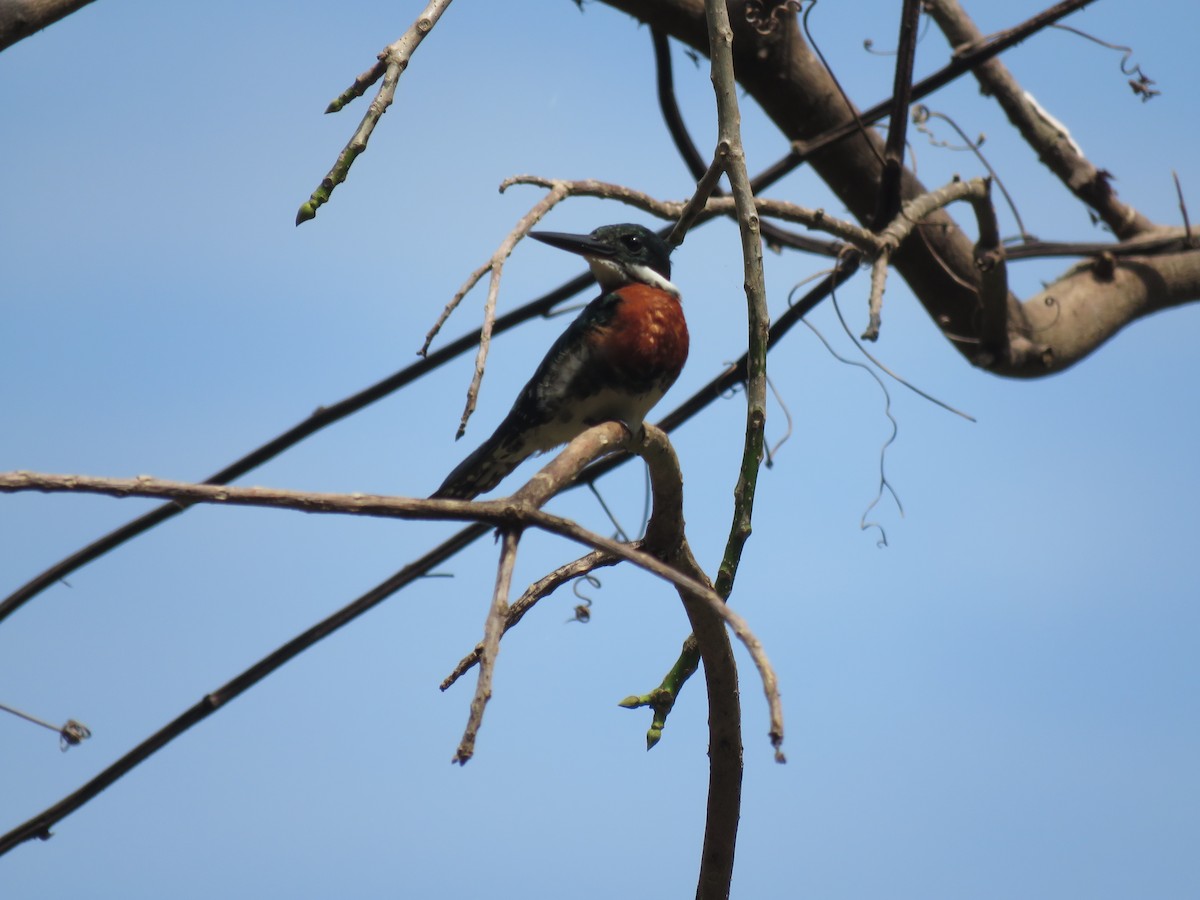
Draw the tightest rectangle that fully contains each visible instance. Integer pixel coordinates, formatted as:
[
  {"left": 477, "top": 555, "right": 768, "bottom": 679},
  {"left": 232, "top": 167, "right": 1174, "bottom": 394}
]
[{"left": 587, "top": 257, "right": 680, "bottom": 297}]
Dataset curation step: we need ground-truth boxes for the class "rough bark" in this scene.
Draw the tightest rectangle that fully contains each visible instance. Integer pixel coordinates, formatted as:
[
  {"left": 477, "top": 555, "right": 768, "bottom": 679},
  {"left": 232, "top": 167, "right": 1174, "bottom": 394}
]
[
  {"left": 599, "top": 0, "right": 1200, "bottom": 376},
  {"left": 0, "top": 0, "right": 97, "bottom": 50}
]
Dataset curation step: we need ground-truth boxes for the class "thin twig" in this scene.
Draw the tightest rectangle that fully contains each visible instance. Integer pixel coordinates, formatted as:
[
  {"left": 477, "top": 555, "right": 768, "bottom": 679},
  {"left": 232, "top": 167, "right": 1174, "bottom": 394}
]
[
  {"left": 669, "top": 155, "right": 725, "bottom": 247},
  {"left": 504, "top": 176, "right": 878, "bottom": 255},
  {"left": 0, "top": 521, "right": 490, "bottom": 856},
  {"left": 1173, "top": 171, "right": 1193, "bottom": 246},
  {"left": 0, "top": 260, "right": 864, "bottom": 857},
  {"left": 0, "top": 702, "right": 91, "bottom": 751},
  {"left": 800, "top": 314, "right": 902, "bottom": 547},
  {"left": 923, "top": 0, "right": 1152, "bottom": 239},
  {"left": 829, "top": 282, "right": 976, "bottom": 422},
  {"left": 751, "top": 0, "right": 1100, "bottom": 193},
  {"left": 0, "top": 470, "right": 712, "bottom": 606},
  {"left": 295, "top": 0, "right": 455, "bottom": 224},
  {"left": 0, "top": 271, "right": 593, "bottom": 627},
  {"left": 454, "top": 529, "right": 520, "bottom": 764},
  {"left": 441, "top": 548, "right": 622, "bottom": 691},
  {"left": 704, "top": 0, "right": 771, "bottom": 608},
  {"left": 651, "top": 28, "right": 836, "bottom": 255},
  {"left": 0, "top": 448, "right": 781, "bottom": 724},
  {"left": 452, "top": 184, "right": 570, "bottom": 438},
  {"left": 863, "top": 253, "right": 890, "bottom": 342},
  {"left": 0, "top": 187, "right": 859, "bottom": 628},
  {"left": 913, "top": 104, "right": 1031, "bottom": 241},
  {"left": 872, "top": 0, "right": 923, "bottom": 230}
]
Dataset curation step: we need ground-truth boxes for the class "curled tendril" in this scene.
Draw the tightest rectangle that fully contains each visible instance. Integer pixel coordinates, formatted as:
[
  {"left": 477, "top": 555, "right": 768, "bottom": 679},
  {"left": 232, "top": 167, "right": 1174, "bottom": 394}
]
[
  {"left": 1051, "top": 24, "right": 1160, "bottom": 102},
  {"left": 567, "top": 576, "right": 599, "bottom": 623}
]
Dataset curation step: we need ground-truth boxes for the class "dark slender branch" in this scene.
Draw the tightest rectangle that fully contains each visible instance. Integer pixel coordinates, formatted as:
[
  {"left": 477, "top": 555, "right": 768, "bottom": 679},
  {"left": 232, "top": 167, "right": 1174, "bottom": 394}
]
[
  {"left": 749, "top": 0, "right": 1099, "bottom": 195},
  {"left": 968, "top": 179, "right": 1010, "bottom": 361},
  {"left": 0, "top": 273, "right": 591, "bottom": 626},
  {"left": 0, "top": 260, "right": 857, "bottom": 863},
  {"left": 454, "top": 529, "right": 520, "bottom": 764},
  {"left": 0, "top": 0, "right": 97, "bottom": 51},
  {"left": 652, "top": 27, "right": 709, "bottom": 180},
  {"left": 1003, "top": 231, "right": 1194, "bottom": 260},
  {"left": 0, "top": 522, "right": 488, "bottom": 856},
  {"left": 652, "top": 26, "right": 838, "bottom": 255},
  {"left": 441, "top": 547, "right": 622, "bottom": 690},
  {"left": 924, "top": 0, "right": 1151, "bottom": 238},
  {"left": 872, "top": 0, "right": 922, "bottom": 230},
  {"left": 295, "top": 0, "right": 455, "bottom": 224}
]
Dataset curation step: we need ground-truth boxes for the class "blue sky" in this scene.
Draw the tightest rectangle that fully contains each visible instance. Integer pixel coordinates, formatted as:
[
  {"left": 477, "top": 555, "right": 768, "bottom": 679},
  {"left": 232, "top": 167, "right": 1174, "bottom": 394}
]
[{"left": 2, "top": 1, "right": 1198, "bottom": 897}]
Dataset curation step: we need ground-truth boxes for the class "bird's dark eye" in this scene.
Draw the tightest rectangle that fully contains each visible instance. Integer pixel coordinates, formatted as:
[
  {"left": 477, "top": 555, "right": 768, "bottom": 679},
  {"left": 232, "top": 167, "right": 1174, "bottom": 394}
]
[{"left": 621, "top": 235, "right": 643, "bottom": 252}]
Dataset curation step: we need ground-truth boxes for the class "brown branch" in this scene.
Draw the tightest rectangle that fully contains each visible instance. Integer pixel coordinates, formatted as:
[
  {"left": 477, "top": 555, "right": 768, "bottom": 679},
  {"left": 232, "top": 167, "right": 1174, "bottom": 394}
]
[
  {"left": 0, "top": 439, "right": 783, "bottom": 736},
  {"left": 924, "top": 0, "right": 1153, "bottom": 239},
  {"left": 0, "top": 520, "right": 490, "bottom": 856},
  {"left": 670, "top": 154, "right": 726, "bottom": 247},
  {"left": 863, "top": 177, "right": 995, "bottom": 341},
  {"left": 295, "top": 0, "right": 455, "bottom": 224},
  {"left": 632, "top": 419, "right": 746, "bottom": 900},
  {"left": 872, "top": 0, "right": 923, "bottom": 230},
  {"left": 447, "top": 183, "right": 570, "bottom": 438},
  {"left": 728, "top": 0, "right": 1103, "bottom": 194},
  {"left": 703, "top": 0, "right": 770, "bottom": 611},
  {"left": 0, "top": 467, "right": 704, "bottom": 605},
  {"left": 968, "top": 179, "right": 1010, "bottom": 363},
  {"left": 0, "top": 271, "right": 594, "bottom": 626},
  {"left": 454, "top": 529, "right": 520, "bottom": 764},
  {"left": 505, "top": 176, "right": 877, "bottom": 250},
  {"left": 441, "top": 548, "right": 621, "bottom": 691},
  {"left": 0, "top": 0, "right": 96, "bottom": 51},
  {"left": 0, "top": 424, "right": 785, "bottom": 853},
  {"left": 651, "top": 27, "right": 838, "bottom": 256},
  {"left": 600, "top": 0, "right": 1200, "bottom": 375}
]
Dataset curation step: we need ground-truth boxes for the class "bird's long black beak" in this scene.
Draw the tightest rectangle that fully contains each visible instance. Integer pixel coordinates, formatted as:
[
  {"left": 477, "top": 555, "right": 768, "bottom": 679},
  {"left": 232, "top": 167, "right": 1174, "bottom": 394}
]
[{"left": 528, "top": 230, "right": 615, "bottom": 259}]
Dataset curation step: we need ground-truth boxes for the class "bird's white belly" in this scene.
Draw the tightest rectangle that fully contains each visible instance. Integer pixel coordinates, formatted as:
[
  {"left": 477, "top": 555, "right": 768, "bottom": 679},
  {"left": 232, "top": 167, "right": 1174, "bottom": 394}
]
[{"left": 530, "top": 386, "right": 658, "bottom": 451}]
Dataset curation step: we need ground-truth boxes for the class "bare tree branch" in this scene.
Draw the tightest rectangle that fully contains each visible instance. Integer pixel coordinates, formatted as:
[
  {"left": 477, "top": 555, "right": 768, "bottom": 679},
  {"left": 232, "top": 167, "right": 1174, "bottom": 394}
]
[
  {"left": 0, "top": 423, "right": 786, "bottom": 855},
  {"left": 872, "top": 0, "right": 922, "bottom": 230},
  {"left": 454, "top": 528, "right": 520, "bottom": 764},
  {"left": 0, "top": 0, "right": 96, "bottom": 51},
  {"left": 600, "top": 0, "right": 1200, "bottom": 374},
  {"left": 295, "top": 0, "right": 455, "bottom": 224},
  {"left": 441, "top": 547, "right": 622, "bottom": 691},
  {"left": 0, "top": 520, "right": 489, "bottom": 857},
  {"left": 924, "top": 0, "right": 1154, "bottom": 239},
  {"left": 442, "top": 183, "right": 570, "bottom": 438}
]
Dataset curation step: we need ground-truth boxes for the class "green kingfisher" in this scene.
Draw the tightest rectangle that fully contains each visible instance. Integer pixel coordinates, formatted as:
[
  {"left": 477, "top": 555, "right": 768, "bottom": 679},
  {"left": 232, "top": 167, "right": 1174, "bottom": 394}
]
[{"left": 432, "top": 223, "right": 688, "bottom": 500}]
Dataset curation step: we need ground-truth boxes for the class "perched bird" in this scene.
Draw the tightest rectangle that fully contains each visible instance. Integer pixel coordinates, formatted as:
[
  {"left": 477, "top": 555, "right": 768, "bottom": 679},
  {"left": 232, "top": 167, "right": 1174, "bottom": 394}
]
[{"left": 432, "top": 223, "right": 688, "bottom": 500}]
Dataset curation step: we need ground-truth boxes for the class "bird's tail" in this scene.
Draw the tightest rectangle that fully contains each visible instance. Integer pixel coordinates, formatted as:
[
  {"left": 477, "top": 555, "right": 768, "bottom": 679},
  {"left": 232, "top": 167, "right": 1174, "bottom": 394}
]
[{"left": 430, "top": 430, "right": 530, "bottom": 500}]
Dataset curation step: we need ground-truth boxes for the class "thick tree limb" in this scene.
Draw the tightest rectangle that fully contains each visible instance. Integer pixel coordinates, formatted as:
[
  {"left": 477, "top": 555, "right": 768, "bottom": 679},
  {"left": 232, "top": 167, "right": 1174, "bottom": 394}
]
[
  {"left": 601, "top": 0, "right": 1200, "bottom": 374},
  {"left": 924, "top": 0, "right": 1154, "bottom": 239},
  {"left": 0, "top": 0, "right": 96, "bottom": 51}
]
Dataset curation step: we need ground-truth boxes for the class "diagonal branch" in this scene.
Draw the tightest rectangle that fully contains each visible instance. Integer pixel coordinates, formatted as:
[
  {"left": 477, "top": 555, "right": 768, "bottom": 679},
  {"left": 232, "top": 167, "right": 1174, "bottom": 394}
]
[
  {"left": 441, "top": 547, "right": 621, "bottom": 690},
  {"left": 872, "top": 0, "right": 923, "bottom": 230},
  {"left": 0, "top": 423, "right": 786, "bottom": 855},
  {"left": 0, "top": 520, "right": 489, "bottom": 857},
  {"left": 702, "top": 0, "right": 769, "bottom": 607},
  {"left": 923, "top": 0, "right": 1153, "bottom": 238},
  {"left": 442, "top": 183, "right": 570, "bottom": 437},
  {"left": 454, "top": 528, "right": 520, "bottom": 764},
  {"left": 295, "top": 0, "right": 455, "bottom": 224},
  {"left": 0, "top": 240, "right": 861, "bottom": 861},
  {"left": 0, "top": 0, "right": 97, "bottom": 51}
]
